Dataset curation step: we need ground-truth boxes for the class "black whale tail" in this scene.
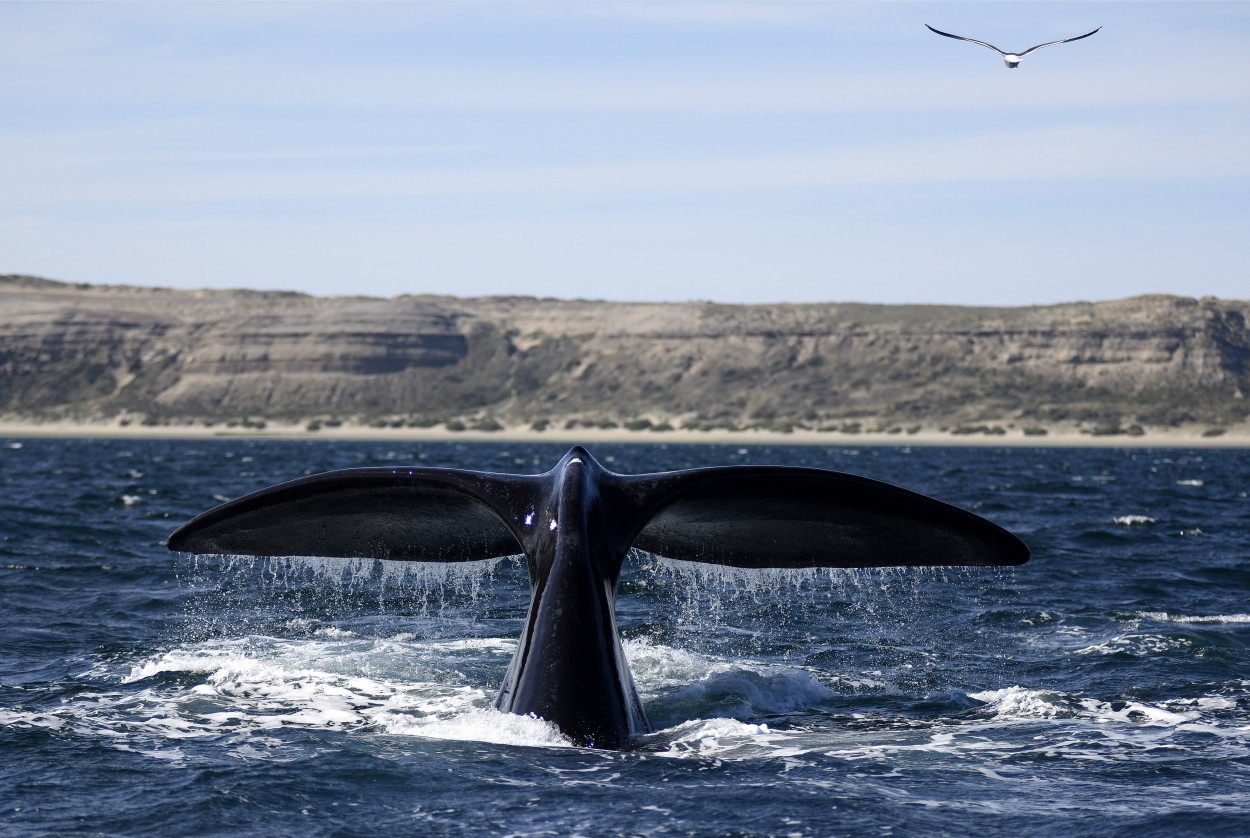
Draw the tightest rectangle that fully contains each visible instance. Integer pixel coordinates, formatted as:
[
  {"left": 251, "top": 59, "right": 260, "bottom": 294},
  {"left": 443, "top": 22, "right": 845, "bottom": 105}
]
[
  {"left": 168, "top": 446, "right": 1027, "bottom": 748},
  {"left": 167, "top": 446, "right": 1027, "bottom": 569},
  {"left": 166, "top": 463, "right": 539, "bottom": 562},
  {"left": 619, "top": 462, "right": 1028, "bottom": 569}
]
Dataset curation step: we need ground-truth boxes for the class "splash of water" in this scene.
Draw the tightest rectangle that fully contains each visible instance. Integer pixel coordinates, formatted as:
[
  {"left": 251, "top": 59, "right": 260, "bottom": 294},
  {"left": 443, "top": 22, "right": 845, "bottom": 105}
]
[
  {"left": 176, "top": 552, "right": 524, "bottom": 640},
  {"left": 628, "top": 549, "right": 963, "bottom": 628}
]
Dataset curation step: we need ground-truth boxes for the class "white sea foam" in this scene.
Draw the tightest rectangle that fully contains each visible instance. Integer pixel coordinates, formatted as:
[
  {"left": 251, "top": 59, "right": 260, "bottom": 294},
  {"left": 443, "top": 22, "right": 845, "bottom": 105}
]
[
  {"left": 655, "top": 717, "right": 792, "bottom": 758},
  {"left": 0, "top": 709, "right": 66, "bottom": 730},
  {"left": 969, "top": 686, "right": 1077, "bottom": 719},
  {"left": 105, "top": 634, "right": 500, "bottom": 745},
  {"left": 1175, "top": 479, "right": 1205, "bottom": 487},
  {"left": 1140, "top": 612, "right": 1250, "bottom": 625},
  {"left": 384, "top": 708, "right": 571, "bottom": 748},
  {"left": 22, "top": 632, "right": 814, "bottom": 759},
  {"left": 1074, "top": 633, "right": 1192, "bottom": 656},
  {"left": 12, "top": 592, "right": 1248, "bottom": 772},
  {"left": 10, "top": 643, "right": 1250, "bottom": 770},
  {"left": 1172, "top": 696, "right": 1238, "bottom": 711},
  {"left": 1077, "top": 698, "right": 1195, "bottom": 726},
  {"left": 423, "top": 637, "right": 516, "bottom": 654},
  {"left": 970, "top": 685, "right": 1208, "bottom": 728},
  {"left": 624, "top": 637, "right": 734, "bottom": 688},
  {"left": 8, "top": 628, "right": 596, "bottom": 756},
  {"left": 1112, "top": 515, "right": 1156, "bottom": 526}
]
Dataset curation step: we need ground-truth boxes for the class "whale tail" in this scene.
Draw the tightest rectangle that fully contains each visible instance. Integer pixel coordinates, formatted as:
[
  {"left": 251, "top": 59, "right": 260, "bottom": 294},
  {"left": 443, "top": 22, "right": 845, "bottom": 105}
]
[
  {"left": 167, "top": 451, "right": 1027, "bottom": 570},
  {"left": 167, "top": 466, "right": 536, "bottom": 562},
  {"left": 623, "top": 466, "right": 1027, "bottom": 568},
  {"left": 168, "top": 447, "right": 1026, "bottom": 748}
]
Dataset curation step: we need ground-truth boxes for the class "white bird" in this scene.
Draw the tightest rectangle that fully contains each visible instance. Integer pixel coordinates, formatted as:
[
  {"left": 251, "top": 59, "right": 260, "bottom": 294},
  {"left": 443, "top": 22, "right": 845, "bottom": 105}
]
[{"left": 925, "top": 24, "right": 1101, "bottom": 68}]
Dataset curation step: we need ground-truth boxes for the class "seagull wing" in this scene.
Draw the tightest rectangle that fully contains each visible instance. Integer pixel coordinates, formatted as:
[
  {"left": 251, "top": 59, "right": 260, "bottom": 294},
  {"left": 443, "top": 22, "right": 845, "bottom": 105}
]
[
  {"left": 1017, "top": 27, "right": 1101, "bottom": 58},
  {"left": 925, "top": 24, "right": 1007, "bottom": 56}
]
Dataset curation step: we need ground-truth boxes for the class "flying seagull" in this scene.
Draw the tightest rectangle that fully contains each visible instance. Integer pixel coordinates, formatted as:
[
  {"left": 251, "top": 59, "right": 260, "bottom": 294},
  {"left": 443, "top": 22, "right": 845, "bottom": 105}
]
[{"left": 925, "top": 24, "right": 1101, "bottom": 68}]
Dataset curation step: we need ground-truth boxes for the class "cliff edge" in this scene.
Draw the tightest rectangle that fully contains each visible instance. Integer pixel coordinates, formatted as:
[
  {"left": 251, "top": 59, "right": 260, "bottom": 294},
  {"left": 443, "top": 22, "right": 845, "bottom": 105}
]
[{"left": 3, "top": 275, "right": 1247, "bottom": 434}]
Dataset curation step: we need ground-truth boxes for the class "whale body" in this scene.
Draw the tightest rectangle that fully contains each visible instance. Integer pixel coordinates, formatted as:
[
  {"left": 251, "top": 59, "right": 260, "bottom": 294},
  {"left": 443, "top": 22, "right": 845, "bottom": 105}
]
[{"left": 167, "top": 446, "right": 1028, "bottom": 748}]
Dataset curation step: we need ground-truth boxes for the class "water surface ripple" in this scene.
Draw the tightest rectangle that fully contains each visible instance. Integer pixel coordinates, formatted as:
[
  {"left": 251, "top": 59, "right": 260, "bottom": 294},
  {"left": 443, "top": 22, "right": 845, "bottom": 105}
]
[{"left": 2, "top": 439, "right": 1249, "bottom": 836}]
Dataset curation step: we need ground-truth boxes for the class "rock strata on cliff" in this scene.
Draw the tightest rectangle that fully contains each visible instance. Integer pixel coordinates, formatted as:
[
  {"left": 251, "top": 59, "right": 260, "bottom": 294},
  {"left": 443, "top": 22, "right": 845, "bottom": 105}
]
[{"left": 2, "top": 275, "right": 1248, "bottom": 431}]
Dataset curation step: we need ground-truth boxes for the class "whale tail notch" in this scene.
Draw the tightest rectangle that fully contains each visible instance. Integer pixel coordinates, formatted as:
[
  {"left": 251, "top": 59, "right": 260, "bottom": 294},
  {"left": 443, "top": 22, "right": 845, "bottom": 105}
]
[{"left": 168, "top": 455, "right": 1028, "bottom": 570}]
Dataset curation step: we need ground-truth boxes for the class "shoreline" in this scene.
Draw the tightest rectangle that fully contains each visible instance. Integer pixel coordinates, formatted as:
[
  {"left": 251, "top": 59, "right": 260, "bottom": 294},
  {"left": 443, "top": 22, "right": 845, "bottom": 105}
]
[{"left": 2, "top": 420, "right": 1248, "bottom": 448}]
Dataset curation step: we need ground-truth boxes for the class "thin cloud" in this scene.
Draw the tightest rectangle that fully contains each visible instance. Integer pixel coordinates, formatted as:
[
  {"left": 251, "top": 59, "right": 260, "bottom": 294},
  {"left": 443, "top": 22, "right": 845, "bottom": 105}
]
[{"left": 2, "top": 1, "right": 1248, "bottom": 304}]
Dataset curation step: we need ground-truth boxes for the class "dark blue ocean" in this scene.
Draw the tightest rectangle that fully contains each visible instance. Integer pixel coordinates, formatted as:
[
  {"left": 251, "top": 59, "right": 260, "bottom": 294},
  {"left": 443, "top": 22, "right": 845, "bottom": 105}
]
[{"left": 2, "top": 438, "right": 1249, "bottom": 837}]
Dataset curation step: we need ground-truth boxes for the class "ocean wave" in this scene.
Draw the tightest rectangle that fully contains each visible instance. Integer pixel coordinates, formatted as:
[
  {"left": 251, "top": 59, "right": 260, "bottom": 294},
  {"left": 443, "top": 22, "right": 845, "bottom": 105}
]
[
  {"left": 381, "top": 708, "right": 571, "bottom": 749},
  {"left": 1112, "top": 515, "right": 1156, "bottom": 526},
  {"left": 17, "top": 633, "right": 835, "bottom": 757},
  {"left": 1171, "top": 695, "right": 1238, "bottom": 711},
  {"left": 653, "top": 718, "right": 793, "bottom": 759},
  {"left": 1076, "top": 698, "right": 1195, "bottom": 727},
  {"left": 52, "top": 632, "right": 846, "bottom": 757},
  {"left": 624, "top": 638, "right": 734, "bottom": 688},
  {"left": 14, "top": 622, "right": 1250, "bottom": 770},
  {"left": 1139, "top": 612, "right": 1250, "bottom": 625},
  {"left": 660, "top": 667, "right": 836, "bottom": 718},
  {"left": 72, "top": 634, "right": 506, "bottom": 750},
  {"left": 626, "top": 637, "right": 837, "bottom": 734},
  {"left": 1074, "top": 633, "right": 1193, "bottom": 656},
  {"left": 123, "top": 640, "right": 489, "bottom": 734},
  {"left": 967, "top": 685, "right": 1231, "bottom": 729},
  {"left": 968, "top": 686, "right": 1078, "bottom": 719}
]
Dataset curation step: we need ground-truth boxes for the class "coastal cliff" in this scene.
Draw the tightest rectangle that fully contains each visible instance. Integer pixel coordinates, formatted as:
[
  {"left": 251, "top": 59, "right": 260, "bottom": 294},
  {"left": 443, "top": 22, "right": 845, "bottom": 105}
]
[{"left": 3, "top": 275, "right": 1248, "bottom": 435}]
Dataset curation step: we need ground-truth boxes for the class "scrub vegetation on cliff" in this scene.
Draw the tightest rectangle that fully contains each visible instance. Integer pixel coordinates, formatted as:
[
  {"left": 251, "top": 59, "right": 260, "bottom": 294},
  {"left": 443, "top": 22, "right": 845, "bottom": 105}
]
[{"left": 3, "top": 276, "right": 1248, "bottom": 435}]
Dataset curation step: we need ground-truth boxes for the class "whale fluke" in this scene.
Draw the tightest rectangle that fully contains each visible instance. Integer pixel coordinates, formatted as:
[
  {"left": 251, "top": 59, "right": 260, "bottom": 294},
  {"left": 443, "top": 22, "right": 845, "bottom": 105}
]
[
  {"left": 167, "top": 467, "right": 533, "bottom": 561},
  {"left": 169, "top": 446, "right": 1028, "bottom": 747}
]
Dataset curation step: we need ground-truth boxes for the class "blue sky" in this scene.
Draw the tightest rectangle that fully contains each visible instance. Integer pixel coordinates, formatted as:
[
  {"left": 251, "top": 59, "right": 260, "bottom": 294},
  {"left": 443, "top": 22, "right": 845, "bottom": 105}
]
[{"left": 2, "top": 1, "right": 1247, "bottom": 304}]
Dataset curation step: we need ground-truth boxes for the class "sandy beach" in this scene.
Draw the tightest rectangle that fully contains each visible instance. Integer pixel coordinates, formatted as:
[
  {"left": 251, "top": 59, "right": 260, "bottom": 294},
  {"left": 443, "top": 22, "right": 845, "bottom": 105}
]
[{"left": 2, "top": 418, "right": 1247, "bottom": 448}]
